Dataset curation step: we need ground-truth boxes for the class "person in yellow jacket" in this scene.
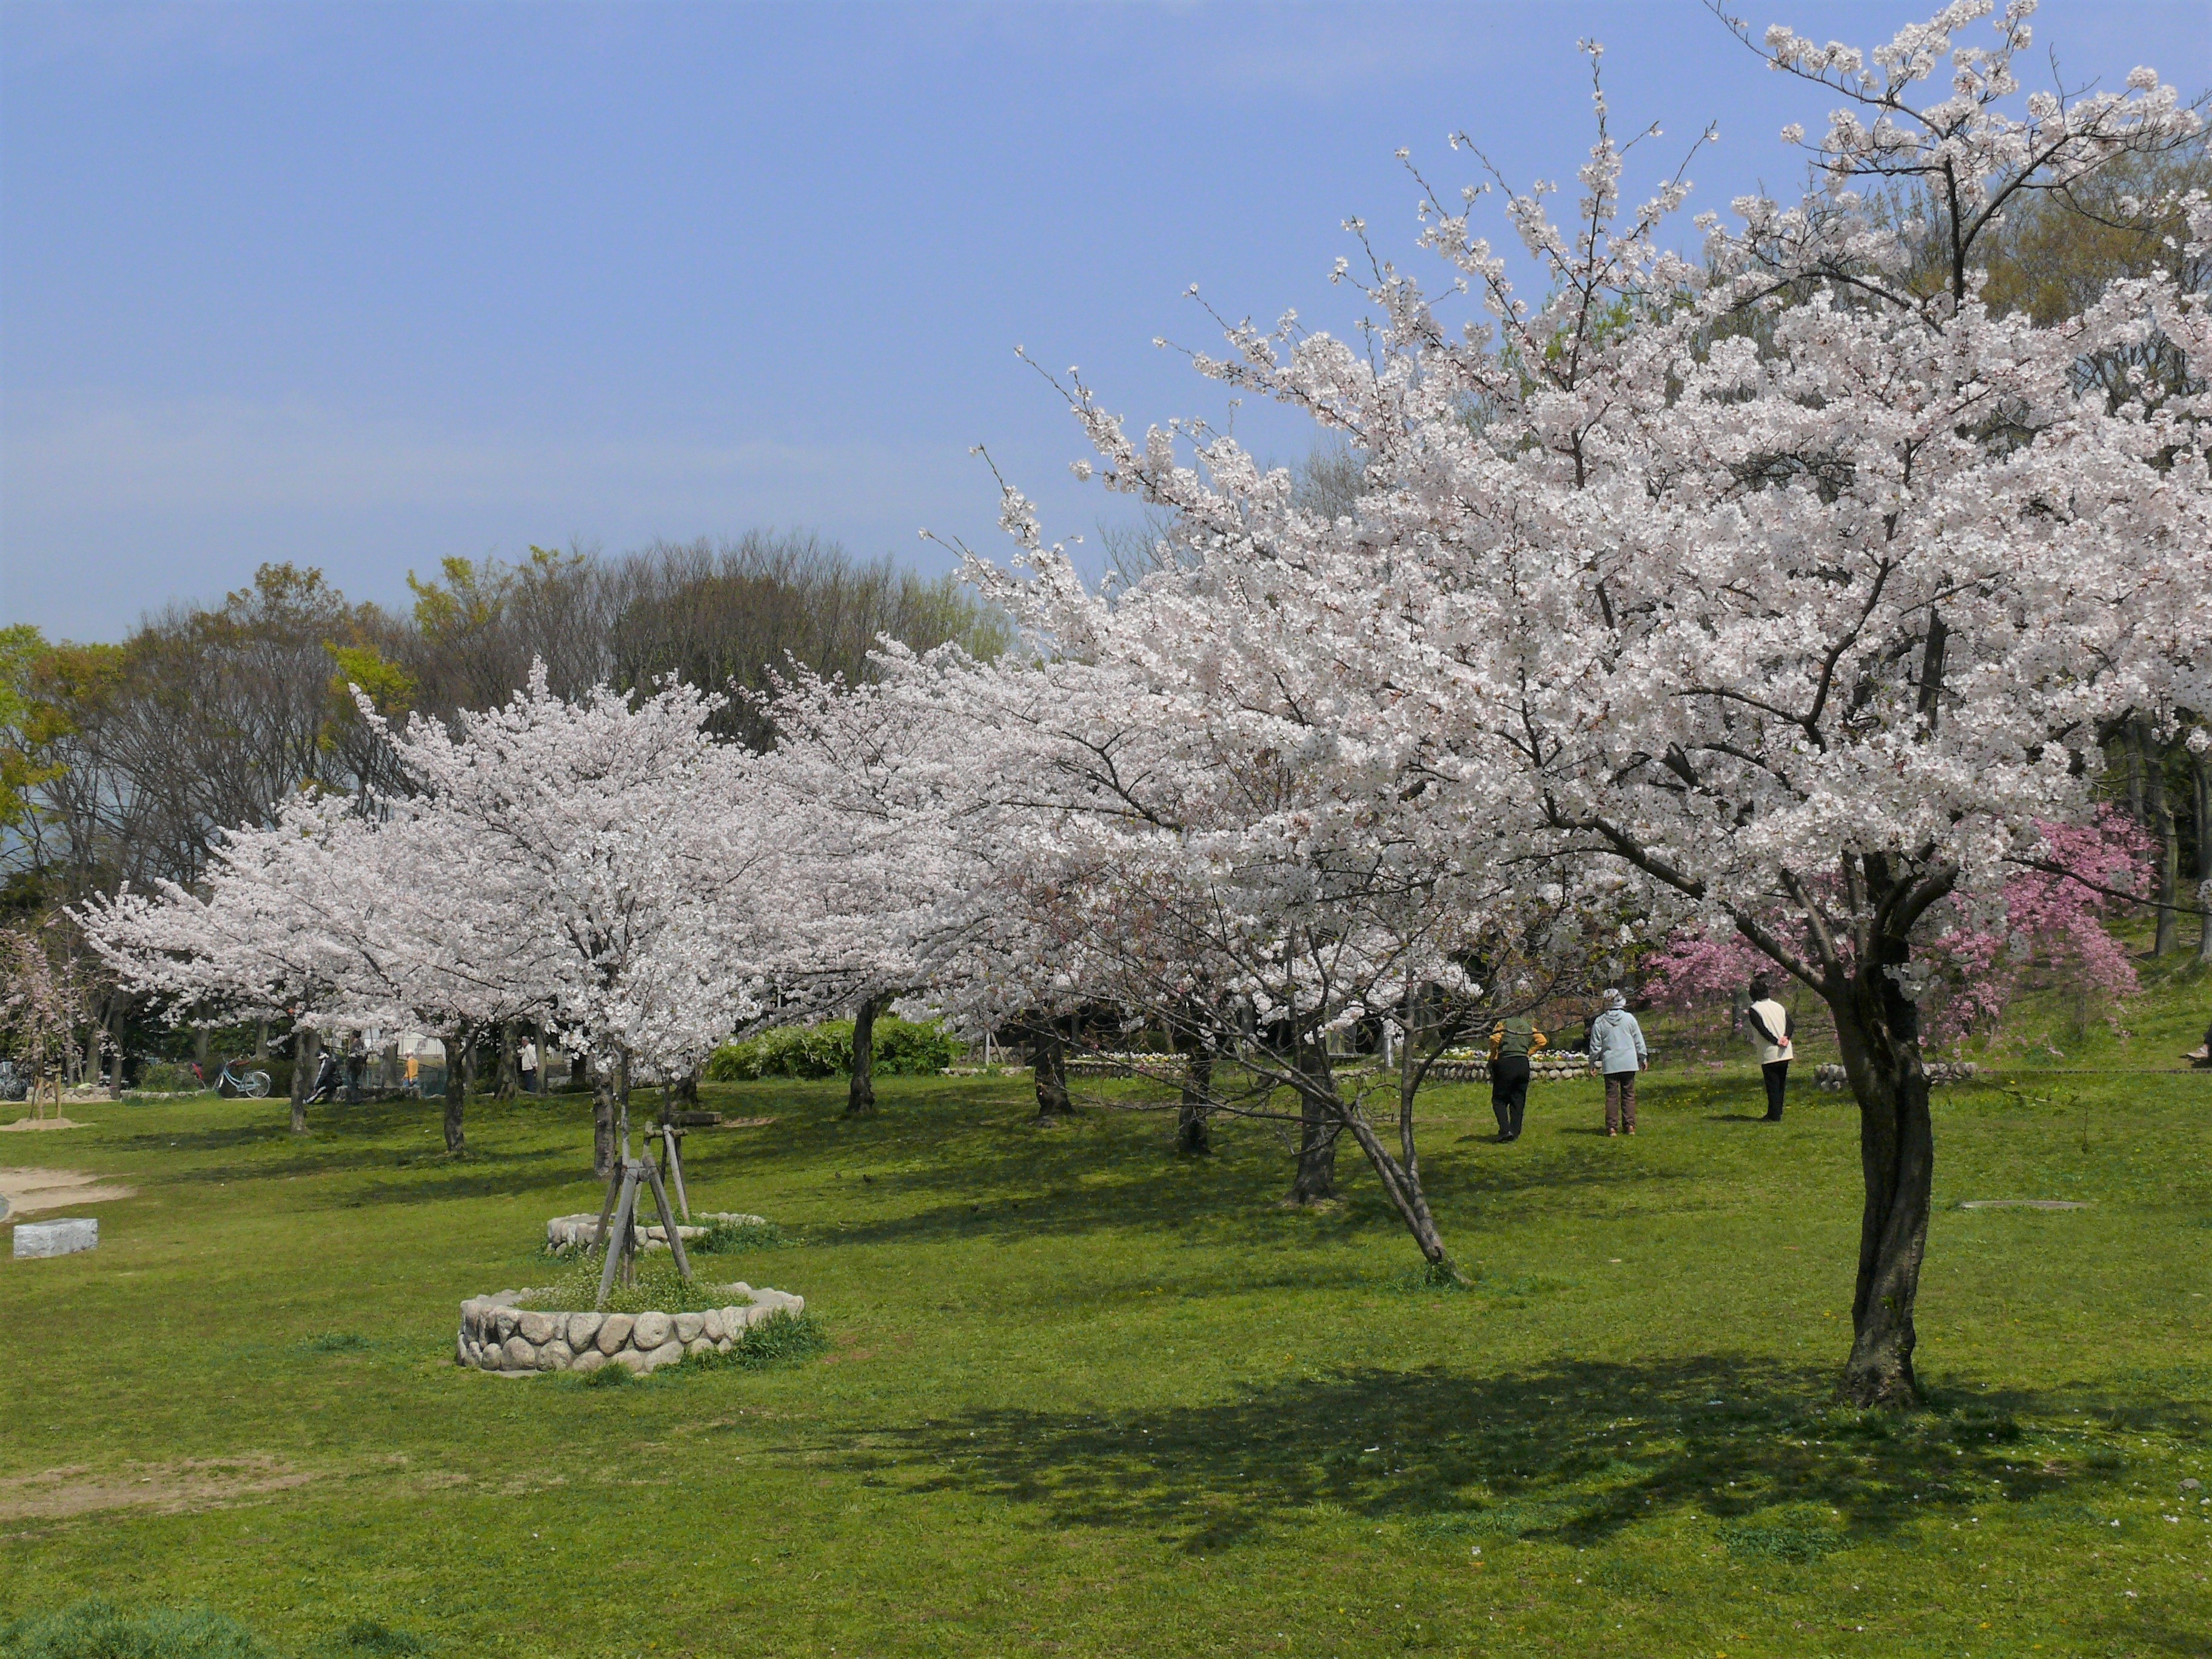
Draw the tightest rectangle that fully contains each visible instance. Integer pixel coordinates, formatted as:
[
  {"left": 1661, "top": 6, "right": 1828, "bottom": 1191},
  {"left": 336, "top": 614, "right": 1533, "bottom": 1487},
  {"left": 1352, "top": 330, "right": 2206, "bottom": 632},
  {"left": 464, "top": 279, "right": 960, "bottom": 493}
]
[
  {"left": 1488, "top": 1015, "right": 1546, "bottom": 1142},
  {"left": 1746, "top": 976, "right": 1795, "bottom": 1122}
]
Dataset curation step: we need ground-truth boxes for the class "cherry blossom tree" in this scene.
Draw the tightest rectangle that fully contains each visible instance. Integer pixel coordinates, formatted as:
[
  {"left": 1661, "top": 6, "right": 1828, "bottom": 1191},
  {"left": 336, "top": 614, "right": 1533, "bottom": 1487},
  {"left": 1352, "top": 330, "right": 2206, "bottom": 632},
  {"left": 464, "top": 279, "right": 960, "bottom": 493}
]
[
  {"left": 0, "top": 923, "right": 106, "bottom": 1111},
  {"left": 753, "top": 666, "right": 975, "bottom": 1117},
  {"left": 888, "top": 498, "right": 1625, "bottom": 1276},
  {"left": 366, "top": 668, "right": 778, "bottom": 1175},
  {"left": 90, "top": 668, "right": 782, "bottom": 1170},
  {"left": 83, "top": 793, "right": 560, "bottom": 1144},
  {"left": 1011, "top": 2, "right": 2207, "bottom": 1401}
]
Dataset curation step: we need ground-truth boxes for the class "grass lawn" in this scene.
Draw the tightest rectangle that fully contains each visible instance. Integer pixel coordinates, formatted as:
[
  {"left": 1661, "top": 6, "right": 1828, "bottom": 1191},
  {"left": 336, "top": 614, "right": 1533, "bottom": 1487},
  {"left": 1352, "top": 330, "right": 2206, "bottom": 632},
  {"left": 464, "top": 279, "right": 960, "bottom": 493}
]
[{"left": 3, "top": 973, "right": 2209, "bottom": 1657}]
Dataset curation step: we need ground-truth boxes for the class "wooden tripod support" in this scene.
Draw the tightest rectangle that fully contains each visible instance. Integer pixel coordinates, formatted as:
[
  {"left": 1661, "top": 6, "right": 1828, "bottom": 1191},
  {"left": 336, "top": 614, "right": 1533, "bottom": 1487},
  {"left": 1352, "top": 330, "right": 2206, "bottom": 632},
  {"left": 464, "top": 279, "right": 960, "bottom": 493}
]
[{"left": 588, "top": 1103, "right": 693, "bottom": 1308}]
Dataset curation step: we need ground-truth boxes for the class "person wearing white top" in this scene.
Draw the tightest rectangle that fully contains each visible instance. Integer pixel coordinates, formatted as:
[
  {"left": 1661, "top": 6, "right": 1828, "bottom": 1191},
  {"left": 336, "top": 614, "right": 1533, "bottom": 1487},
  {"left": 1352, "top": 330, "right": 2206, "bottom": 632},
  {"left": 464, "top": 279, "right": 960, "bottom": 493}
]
[
  {"left": 1745, "top": 977, "right": 1794, "bottom": 1122},
  {"left": 518, "top": 1037, "right": 540, "bottom": 1095}
]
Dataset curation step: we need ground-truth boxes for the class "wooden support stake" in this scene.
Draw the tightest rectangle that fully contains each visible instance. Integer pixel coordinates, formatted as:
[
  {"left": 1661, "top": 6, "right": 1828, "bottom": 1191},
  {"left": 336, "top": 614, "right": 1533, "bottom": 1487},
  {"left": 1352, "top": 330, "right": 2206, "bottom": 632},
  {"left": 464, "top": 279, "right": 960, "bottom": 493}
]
[
  {"left": 658, "top": 1125, "right": 690, "bottom": 1222},
  {"left": 642, "top": 1156, "right": 692, "bottom": 1282},
  {"left": 595, "top": 1165, "right": 640, "bottom": 1309}
]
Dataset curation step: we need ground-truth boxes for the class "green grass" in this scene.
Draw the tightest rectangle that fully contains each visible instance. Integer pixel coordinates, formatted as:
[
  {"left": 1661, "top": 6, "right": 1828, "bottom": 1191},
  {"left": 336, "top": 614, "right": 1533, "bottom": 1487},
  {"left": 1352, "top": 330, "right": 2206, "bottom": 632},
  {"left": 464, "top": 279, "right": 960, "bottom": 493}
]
[
  {"left": 3, "top": 960, "right": 2208, "bottom": 1657},
  {"left": 514, "top": 1258, "right": 752, "bottom": 1316}
]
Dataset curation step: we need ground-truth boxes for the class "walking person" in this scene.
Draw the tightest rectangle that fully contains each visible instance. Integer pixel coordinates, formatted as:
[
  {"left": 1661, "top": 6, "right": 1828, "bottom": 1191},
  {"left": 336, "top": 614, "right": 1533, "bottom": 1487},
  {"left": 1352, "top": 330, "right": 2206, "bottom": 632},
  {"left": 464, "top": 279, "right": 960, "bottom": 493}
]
[
  {"left": 518, "top": 1035, "right": 539, "bottom": 1095},
  {"left": 1489, "top": 1014, "right": 1546, "bottom": 1142},
  {"left": 1587, "top": 988, "right": 1648, "bottom": 1136},
  {"left": 1746, "top": 977, "right": 1795, "bottom": 1121}
]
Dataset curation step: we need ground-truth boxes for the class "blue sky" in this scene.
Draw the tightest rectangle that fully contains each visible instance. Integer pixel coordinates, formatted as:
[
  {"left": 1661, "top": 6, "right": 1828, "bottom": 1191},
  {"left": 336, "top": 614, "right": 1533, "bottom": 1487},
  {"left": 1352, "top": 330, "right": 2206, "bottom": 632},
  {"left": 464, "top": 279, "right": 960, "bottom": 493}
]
[{"left": 4, "top": 0, "right": 2205, "bottom": 641}]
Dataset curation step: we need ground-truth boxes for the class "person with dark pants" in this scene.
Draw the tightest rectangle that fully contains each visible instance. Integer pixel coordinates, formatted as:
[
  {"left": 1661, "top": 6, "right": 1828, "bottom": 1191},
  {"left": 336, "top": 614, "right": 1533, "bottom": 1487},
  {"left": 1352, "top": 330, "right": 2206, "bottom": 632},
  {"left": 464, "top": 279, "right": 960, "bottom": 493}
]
[
  {"left": 1746, "top": 977, "right": 1795, "bottom": 1121},
  {"left": 1489, "top": 1014, "right": 1546, "bottom": 1141},
  {"left": 1587, "top": 988, "right": 1648, "bottom": 1136}
]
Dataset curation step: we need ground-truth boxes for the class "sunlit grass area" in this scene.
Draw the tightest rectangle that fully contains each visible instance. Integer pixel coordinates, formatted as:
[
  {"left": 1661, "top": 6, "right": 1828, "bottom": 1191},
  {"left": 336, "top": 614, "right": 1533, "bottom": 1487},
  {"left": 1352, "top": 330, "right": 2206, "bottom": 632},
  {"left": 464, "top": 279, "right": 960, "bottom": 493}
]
[{"left": 3, "top": 965, "right": 2208, "bottom": 1657}]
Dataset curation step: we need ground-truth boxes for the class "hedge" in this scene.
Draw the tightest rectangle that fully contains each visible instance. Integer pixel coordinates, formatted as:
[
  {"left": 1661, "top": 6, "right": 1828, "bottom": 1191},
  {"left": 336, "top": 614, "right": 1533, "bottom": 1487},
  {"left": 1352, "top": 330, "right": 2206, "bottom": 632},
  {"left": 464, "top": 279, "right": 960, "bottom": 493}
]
[{"left": 704, "top": 1017, "right": 954, "bottom": 1081}]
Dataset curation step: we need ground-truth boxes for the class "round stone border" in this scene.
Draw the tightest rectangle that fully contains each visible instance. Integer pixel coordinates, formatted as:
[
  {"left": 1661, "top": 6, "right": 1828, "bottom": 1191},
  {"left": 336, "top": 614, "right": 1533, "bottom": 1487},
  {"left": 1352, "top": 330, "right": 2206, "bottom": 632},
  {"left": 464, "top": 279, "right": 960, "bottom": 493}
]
[
  {"left": 544, "top": 1211, "right": 766, "bottom": 1253},
  {"left": 456, "top": 1282, "right": 805, "bottom": 1377}
]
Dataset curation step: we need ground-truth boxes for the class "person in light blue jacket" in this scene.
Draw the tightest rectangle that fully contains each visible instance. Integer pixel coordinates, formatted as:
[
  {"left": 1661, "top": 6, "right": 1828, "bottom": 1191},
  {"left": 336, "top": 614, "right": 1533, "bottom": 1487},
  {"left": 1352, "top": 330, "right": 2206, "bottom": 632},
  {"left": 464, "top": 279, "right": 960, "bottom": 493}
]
[{"left": 1587, "top": 988, "right": 1649, "bottom": 1136}]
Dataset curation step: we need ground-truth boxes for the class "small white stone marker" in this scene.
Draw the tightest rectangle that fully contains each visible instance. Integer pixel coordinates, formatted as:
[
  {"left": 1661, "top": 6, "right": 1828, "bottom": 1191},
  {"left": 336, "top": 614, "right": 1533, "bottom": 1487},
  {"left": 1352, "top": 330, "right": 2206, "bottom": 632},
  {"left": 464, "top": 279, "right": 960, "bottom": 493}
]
[{"left": 13, "top": 1216, "right": 98, "bottom": 1258}]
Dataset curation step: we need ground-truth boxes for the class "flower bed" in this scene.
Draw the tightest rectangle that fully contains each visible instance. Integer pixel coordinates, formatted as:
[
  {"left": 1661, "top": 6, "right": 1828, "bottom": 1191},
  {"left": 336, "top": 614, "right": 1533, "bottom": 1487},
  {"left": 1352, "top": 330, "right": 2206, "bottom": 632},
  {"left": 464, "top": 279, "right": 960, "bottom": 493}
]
[{"left": 456, "top": 1282, "right": 805, "bottom": 1376}]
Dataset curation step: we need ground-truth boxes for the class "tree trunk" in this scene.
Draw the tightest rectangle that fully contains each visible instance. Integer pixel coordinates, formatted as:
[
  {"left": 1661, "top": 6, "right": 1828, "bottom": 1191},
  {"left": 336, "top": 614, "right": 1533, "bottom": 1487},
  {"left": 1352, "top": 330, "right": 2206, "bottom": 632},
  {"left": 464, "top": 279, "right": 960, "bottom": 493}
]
[
  {"left": 255, "top": 1019, "right": 269, "bottom": 1063},
  {"left": 2193, "top": 746, "right": 2212, "bottom": 967},
  {"left": 1288, "top": 1040, "right": 1339, "bottom": 1204},
  {"left": 443, "top": 1028, "right": 467, "bottom": 1154},
  {"left": 1030, "top": 1015, "right": 1071, "bottom": 1121},
  {"left": 290, "top": 1025, "right": 318, "bottom": 1135},
  {"left": 675, "top": 1065, "right": 700, "bottom": 1107},
  {"left": 1828, "top": 964, "right": 1936, "bottom": 1409},
  {"left": 2145, "top": 728, "right": 2179, "bottom": 956},
  {"left": 592, "top": 1064, "right": 618, "bottom": 1178},
  {"left": 847, "top": 993, "right": 880, "bottom": 1118},
  {"left": 495, "top": 1021, "right": 519, "bottom": 1100},
  {"left": 2122, "top": 722, "right": 2147, "bottom": 823},
  {"left": 1173, "top": 1027, "right": 1213, "bottom": 1156},
  {"left": 194, "top": 1025, "right": 210, "bottom": 1084},
  {"left": 105, "top": 1000, "right": 126, "bottom": 1099}
]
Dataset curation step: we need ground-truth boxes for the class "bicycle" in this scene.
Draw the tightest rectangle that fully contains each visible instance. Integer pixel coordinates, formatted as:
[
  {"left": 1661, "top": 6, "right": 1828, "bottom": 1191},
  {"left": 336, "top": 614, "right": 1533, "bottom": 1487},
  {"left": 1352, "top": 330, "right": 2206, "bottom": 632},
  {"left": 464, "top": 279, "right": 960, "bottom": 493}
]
[{"left": 216, "top": 1058, "right": 272, "bottom": 1098}]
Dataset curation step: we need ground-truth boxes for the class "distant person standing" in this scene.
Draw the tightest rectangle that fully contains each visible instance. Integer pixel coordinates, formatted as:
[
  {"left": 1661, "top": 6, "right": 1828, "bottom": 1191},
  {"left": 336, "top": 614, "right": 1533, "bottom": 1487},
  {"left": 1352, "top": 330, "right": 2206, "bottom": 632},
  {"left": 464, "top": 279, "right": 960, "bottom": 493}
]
[
  {"left": 518, "top": 1036, "right": 539, "bottom": 1094},
  {"left": 1488, "top": 1014, "right": 1546, "bottom": 1142},
  {"left": 1587, "top": 988, "right": 1648, "bottom": 1137},
  {"left": 1746, "top": 977, "right": 1795, "bottom": 1121}
]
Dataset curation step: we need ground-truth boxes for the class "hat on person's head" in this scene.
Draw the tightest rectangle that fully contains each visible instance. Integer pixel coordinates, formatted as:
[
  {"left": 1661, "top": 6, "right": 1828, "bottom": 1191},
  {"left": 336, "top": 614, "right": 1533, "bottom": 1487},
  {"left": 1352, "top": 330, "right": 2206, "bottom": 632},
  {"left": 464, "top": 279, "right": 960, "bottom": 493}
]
[{"left": 1602, "top": 987, "right": 1626, "bottom": 1010}]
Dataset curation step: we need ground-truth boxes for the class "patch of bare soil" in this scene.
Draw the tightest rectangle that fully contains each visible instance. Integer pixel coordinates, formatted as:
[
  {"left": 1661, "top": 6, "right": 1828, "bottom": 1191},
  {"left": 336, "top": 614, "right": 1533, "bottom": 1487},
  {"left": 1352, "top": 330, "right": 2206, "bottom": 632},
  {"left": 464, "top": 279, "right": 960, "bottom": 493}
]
[
  {"left": 0, "top": 1456, "right": 317, "bottom": 1521},
  {"left": 0, "top": 1117, "right": 96, "bottom": 1133},
  {"left": 0, "top": 1167, "right": 136, "bottom": 1216}
]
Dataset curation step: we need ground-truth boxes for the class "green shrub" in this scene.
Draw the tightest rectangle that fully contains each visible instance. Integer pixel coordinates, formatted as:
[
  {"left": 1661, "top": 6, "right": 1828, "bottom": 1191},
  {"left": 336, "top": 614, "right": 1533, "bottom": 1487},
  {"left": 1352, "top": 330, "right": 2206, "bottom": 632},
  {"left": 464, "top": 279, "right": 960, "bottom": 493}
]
[
  {"left": 704, "top": 1018, "right": 954, "bottom": 1081},
  {"left": 133, "top": 1062, "right": 207, "bottom": 1094},
  {"left": 0, "top": 1600, "right": 274, "bottom": 1659},
  {"left": 689, "top": 1309, "right": 829, "bottom": 1372},
  {"left": 514, "top": 1259, "right": 751, "bottom": 1316}
]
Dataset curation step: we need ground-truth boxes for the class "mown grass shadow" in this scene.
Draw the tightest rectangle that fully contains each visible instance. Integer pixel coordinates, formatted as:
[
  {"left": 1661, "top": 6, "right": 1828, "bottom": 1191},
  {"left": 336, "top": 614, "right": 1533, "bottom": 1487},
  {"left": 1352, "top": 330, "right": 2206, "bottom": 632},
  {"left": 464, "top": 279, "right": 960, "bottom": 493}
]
[{"left": 820, "top": 1358, "right": 2208, "bottom": 1557}]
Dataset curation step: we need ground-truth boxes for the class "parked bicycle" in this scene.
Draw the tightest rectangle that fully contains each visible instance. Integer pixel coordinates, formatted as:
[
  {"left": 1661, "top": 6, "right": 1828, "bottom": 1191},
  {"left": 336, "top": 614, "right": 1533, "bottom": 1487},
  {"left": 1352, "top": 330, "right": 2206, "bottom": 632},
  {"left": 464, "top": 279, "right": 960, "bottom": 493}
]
[{"left": 216, "top": 1058, "right": 271, "bottom": 1098}]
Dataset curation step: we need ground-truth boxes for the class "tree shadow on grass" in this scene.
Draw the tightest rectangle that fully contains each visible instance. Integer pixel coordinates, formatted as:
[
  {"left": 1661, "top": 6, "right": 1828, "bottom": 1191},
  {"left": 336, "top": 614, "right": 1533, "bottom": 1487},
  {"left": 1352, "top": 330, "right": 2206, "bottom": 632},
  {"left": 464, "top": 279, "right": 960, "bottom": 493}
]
[
  {"left": 673, "top": 1080, "right": 1684, "bottom": 1253},
  {"left": 819, "top": 1357, "right": 2208, "bottom": 1559}
]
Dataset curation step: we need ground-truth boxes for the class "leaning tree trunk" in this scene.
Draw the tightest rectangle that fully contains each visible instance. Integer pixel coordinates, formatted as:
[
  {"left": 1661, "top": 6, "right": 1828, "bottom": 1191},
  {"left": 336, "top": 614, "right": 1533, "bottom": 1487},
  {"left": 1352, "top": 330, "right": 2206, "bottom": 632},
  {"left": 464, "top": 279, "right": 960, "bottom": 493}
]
[
  {"left": 1030, "top": 1015, "right": 1072, "bottom": 1121},
  {"left": 1337, "top": 1111, "right": 1460, "bottom": 1280},
  {"left": 1171, "top": 1025, "right": 1213, "bottom": 1156},
  {"left": 290, "top": 1025, "right": 318, "bottom": 1136},
  {"left": 2146, "top": 729, "right": 2179, "bottom": 957},
  {"left": 847, "top": 993, "right": 881, "bottom": 1118},
  {"left": 1287, "top": 1039, "right": 1339, "bottom": 1204},
  {"left": 1828, "top": 964, "right": 1937, "bottom": 1409},
  {"left": 443, "top": 1027, "right": 467, "bottom": 1154}
]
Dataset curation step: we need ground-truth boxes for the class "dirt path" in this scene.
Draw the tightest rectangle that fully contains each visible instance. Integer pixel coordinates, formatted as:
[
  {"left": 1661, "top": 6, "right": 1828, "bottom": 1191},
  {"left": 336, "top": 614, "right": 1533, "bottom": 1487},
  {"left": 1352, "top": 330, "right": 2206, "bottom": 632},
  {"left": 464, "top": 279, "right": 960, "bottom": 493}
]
[{"left": 0, "top": 1166, "right": 138, "bottom": 1219}]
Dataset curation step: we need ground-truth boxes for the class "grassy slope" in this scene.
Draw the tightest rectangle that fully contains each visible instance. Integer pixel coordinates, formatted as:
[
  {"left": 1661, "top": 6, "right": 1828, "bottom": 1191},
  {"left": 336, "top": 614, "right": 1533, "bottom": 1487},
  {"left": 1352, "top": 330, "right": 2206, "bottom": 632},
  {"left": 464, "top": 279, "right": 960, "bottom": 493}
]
[{"left": 2, "top": 965, "right": 2208, "bottom": 1658}]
